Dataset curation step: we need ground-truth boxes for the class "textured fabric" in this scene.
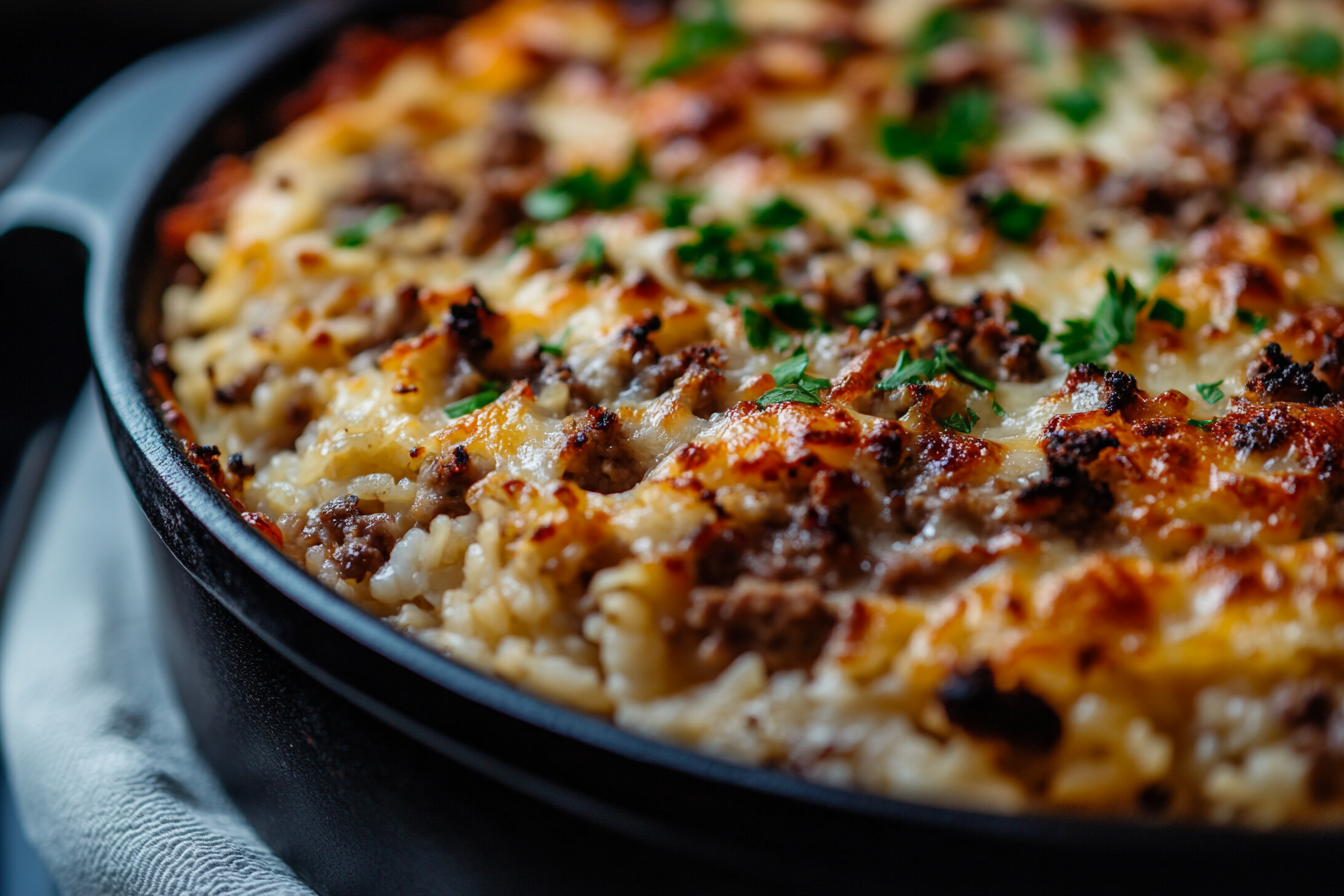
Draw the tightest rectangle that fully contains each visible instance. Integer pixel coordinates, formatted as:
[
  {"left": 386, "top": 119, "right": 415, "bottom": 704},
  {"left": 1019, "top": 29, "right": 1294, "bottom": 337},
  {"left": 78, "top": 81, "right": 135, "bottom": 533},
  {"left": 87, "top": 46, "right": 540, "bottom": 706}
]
[{"left": 0, "top": 386, "right": 315, "bottom": 896}]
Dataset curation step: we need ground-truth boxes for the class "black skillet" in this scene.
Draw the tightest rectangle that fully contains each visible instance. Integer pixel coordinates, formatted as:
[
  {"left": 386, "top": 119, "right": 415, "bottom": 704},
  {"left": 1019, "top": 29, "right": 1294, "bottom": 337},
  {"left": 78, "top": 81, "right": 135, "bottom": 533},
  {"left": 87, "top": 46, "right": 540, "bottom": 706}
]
[{"left": 0, "top": 3, "right": 1338, "bottom": 893}]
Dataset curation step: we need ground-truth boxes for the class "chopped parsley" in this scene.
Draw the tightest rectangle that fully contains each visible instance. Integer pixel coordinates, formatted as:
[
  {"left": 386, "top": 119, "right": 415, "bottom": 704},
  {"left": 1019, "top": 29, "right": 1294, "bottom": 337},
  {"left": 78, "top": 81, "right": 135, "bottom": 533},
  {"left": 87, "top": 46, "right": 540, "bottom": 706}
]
[
  {"left": 1049, "top": 87, "right": 1104, "bottom": 127},
  {"left": 1148, "top": 298, "right": 1186, "bottom": 329},
  {"left": 333, "top": 204, "right": 402, "bottom": 248},
  {"left": 940, "top": 406, "right": 980, "bottom": 434},
  {"left": 1250, "top": 28, "right": 1343, "bottom": 75},
  {"left": 985, "top": 190, "right": 1048, "bottom": 243},
  {"left": 992, "top": 398, "right": 1007, "bottom": 419},
  {"left": 842, "top": 304, "right": 881, "bottom": 328},
  {"left": 663, "top": 192, "right": 698, "bottom": 228},
  {"left": 644, "top": 0, "right": 743, "bottom": 82},
  {"left": 879, "top": 86, "right": 997, "bottom": 177},
  {"left": 1057, "top": 269, "right": 1146, "bottom": 366},
  {"left": 1236, "top": 307, "right": 1270, "bottom": 334},
  {"left": 1008, "top": 301, "right": 1050, "bottom": 343},
  {"left": 445, "top": 382, "right": 502, "bottom": 419},
  {"left": 575, "top": 234, "right": 608, "bottom": 278},
  {"left": 875, "top": 346, "right": 994, "bottom": 392},
  {"left": 523, "top": 153, "right": 648, "bottom": 222},
  {"left": 539, "top": 327, "right": 570, "bottom": 357},
  {"left": 676, "top": 222, "right": 778, "bottom": 283},
  {"left": 912, "top": 8, "right": 969, "bottom": 54},
  {"left": 511, "top": 222, "right": 537, "bottom": 250},
  {"left": 1187, "top": 418, "right": 1214, "bottom": 430},
  {"left": 750, "top": 196, "right": 807, "bottom": 229},
  {"left": 764, "top": 292, "right": 824, "bottom": 332},
  {"left": 742, "top": 307, "right": 794, "bottom": 352},
  {"left": 1332, "top": 207, "right": 1344, "bottom": 232},
  {"left": 1195, "top": 380, "right": 1225, "bottom": 403},
  {"left": 757, "top": 349, "right": 830, "bottom": 407},
  {"left": 1153, "top": 246, "right": 1178, "bottom": 276}
]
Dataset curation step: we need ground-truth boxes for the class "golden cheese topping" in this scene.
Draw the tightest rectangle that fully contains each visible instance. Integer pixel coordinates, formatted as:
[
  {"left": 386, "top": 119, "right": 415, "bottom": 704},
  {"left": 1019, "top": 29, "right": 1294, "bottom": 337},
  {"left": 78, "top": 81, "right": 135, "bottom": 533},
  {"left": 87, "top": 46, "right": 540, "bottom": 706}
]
[{"left": 160, "top": 0, "right": 1344, "bottom": 824}]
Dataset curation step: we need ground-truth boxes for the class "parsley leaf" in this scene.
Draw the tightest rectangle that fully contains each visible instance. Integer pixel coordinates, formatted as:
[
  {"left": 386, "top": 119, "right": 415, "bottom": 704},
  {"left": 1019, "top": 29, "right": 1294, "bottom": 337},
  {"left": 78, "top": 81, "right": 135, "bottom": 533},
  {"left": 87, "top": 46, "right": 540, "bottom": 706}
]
[
  {"left": 852, "top": 217, "right": 909, "bottom": 246},
  {"left": 523, "top": 153, "right": 649, "bottom": 221},
  {"left": 1148, "top": 298, "right": 1186, "bottom": 329},
  {"left": 937, "top": 345, "right": 995, "bottom": 391},
  {"left": 842, "top": 304, "right": 881, "bottom": 327},
  {"left": 1050, "top": 87, "right": 1104, "bottom": 126},
  {"left": 539, "top": 327, "right": 570, "bottom": 357},
  {"left": 764, "top": 293, "right": 823, "bottom": 332},
  {"left": 512, "top": 222, "right": 537, "bottom": 250},
  {"left": 644, "top": 0, "right": 743, "bottom": 82},
  {"left": 676, "top": 222, "right": 778, "bottom": 283},
  {"left": 750, "top": 197, "right": 807, "bottom": 229},
  {"left": 1253, "top": 28, "right": 1343, "bottom": 75},
  {"left": 1236, "top": 308, "right": 1270, "bottom": 334},
  {"left": 445, "top": 382, "right": 502, "bottom": 419},
  {"left": 985, "top": 190, "right": 1048, "bottom": 243},
  {"left": 663, "top": 192, "right": 698, "bottom": 228},
  {"left": 1195, "top": 380, "right": 1225, "bottom": 403},
  {"left": 879, "top": 86, "right": 997, "bottom": 177},
  {"left": 912, "top": 8, "right": 968, "bottom": 54},
  {"left": 742, "top": 307, "right": 794, "bottom": 352},
  {"left": 575, "top": 234, "right": 608, "bottom": 278},
  {"left": 758, "top": 349, "right": 830, "bottom": 407},
  {"left": 334, "top": 204, "right": 402, "bottom": 248},
  {"left": 1187, "top": 418, "right": 1214, "bottom": 430},
  {"left": 940, "top": 406, "right": 980, "bottom": 433},
  {"left": 1057, "top": 269, "right": 1147, "bottom": 366},
  {"left": 1153, "top": 246, "right": 1178, "bottom": 275},
  {"left": 876, "top": 349, "right": 942, "bottom": 390},
  {"left": 992, "top": 398, "right": 1007, "bottom": 418},
  {"left": 1331, "top": 207, "right": 1344, "bottom": 232},
  {"left": 1008, "top": 302, "right": 1050, "bottom": 343}
]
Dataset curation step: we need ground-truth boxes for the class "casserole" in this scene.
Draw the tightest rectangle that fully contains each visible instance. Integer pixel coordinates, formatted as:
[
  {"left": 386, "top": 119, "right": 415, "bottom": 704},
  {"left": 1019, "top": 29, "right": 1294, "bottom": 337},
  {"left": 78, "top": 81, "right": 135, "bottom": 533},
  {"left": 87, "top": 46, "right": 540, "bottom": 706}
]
[{"left": 2, "top": 1, "right": 1342, "bottom": 892}]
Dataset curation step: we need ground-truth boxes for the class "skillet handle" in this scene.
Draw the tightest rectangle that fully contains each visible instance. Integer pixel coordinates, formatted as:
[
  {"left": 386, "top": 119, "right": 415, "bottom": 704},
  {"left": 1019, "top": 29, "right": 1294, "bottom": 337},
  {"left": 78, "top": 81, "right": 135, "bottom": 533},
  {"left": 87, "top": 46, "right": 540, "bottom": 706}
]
[{"left": 0, "top": 0, "right": 352, "bottom": 253}]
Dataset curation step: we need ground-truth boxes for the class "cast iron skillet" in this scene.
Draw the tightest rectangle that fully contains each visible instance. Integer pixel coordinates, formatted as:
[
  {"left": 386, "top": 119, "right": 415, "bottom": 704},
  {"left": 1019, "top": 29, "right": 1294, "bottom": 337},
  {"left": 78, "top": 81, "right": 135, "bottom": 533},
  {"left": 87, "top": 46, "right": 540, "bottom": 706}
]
[{"left": 2, "top": 3, "right": 1340, "bottom": 892}]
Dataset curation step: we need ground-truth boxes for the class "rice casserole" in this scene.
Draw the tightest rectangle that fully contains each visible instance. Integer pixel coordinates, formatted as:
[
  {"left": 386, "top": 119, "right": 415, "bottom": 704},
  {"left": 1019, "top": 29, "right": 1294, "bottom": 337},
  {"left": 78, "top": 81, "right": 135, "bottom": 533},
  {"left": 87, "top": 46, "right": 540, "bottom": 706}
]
[{"left": 155, "top": 0, "right": 1344, "bottom": 824}]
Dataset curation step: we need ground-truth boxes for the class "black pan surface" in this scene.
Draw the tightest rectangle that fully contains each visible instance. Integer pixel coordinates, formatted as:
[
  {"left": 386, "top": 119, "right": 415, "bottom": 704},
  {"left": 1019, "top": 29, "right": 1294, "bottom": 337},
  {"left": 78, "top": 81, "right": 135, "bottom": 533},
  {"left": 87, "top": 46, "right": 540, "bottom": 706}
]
[{"left": 1, "top": 3, "right": 1339, "bottom": 892}]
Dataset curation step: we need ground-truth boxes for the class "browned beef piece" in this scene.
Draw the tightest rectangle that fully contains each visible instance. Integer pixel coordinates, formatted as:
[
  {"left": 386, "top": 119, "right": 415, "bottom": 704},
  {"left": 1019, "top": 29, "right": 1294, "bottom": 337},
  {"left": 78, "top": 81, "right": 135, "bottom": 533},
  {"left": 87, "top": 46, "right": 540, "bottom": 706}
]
[
  {"left": 560, "top": 407, "right": 643, "bottom": 494},
  {"left": 685, "top": 576, "right": 837, "bottom": 673},
  {"left": 938, "top": 664, "right": 1062, "bottom": 752},
  {"left": 409, "top": 445, "right": 481, "bottom": 525},
  {"left": 348, "top": 147, "right": 460, "bottom": 215},
  {"left": 447, "top": 287, "right": 504, "bottom": 363},
  {"left": 630, "top": 342, "right": 727, "bottom": 415},
  {"left": 1015, "top": 427, "right": 1119, "bottom": 527},
  {"left": 881, "top": 270, "right": 937, "bottom": 332},
  {"left": 302, "top": 494, "right": 398, "bottom": 581},
  {"left": 911, "top": 291, "right": 1046, "bottom": 383},
  {"left": 1246, "top": 342, "right": 1336, "bottom": 406},
  {"left": 456, "top": 105, "right": 546, "bottom": 256}
]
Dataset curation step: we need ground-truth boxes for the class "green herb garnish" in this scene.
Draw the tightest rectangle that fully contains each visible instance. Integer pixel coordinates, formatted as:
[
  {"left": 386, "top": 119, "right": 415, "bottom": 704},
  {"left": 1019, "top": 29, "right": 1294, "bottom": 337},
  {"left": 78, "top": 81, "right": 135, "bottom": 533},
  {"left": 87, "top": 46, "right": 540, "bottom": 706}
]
[
  {"left": 992, "top": 398, "right": 1007, "bottom": 418},
  {"left": 1008, "top": 302, "right": 1050, "bottom": 343},
  {"left": 743, "top": 307, "right": 793, "bottom": 352},
  {"left": 523, "top": 153, "right": 649, "bottom": 221},
  {"left": 575, "top": 234, "right": 608, "bottom": 278},
  {"left": 334, "top": 204, "right": 402, "bottom": 248},
  {"left": 1195, "top": 380, "right": 1225, "bottom": 403},
  {"left": 940, "top": 406, "right": 980, "bottom": 433},
  {"left": 843, "top": 304, "right": 881, "bottom": 327},
  {"left": 1058, "top": 269, "right": 1146, "bottom": 366},
  {"left": 1331, "top": 207, "right": 1344, "bottom": 232},
  {"left": 512, "top": 222, "right": 537, "bottom": 250},
  {"left": 1050, "top": 87, "right": 1104, "bottom": 126},
  {"left": 1251, "top": 28, "right": 1343, "bottom": 75},
  {"left": 852, "top": 217, "right": 909, "bottom": 246},
  {"left": 912, "top": 8, "right": 968, "bottom": 54},
  {"left": 1153, "top": 246, "right": 1178, "bottom": 276},
  {"left": 875, "top": 346, "right": 994, "bottom": 392},
  {"left": 750, "top": 196, "right": 807, "bottom": 229},
  {"left": 539, "top": 327, "right": 570, "bottom": 357},
  {"left": 676, "top": 222, "right": 778, "bottom": 283},
  {"left": 757, "top": 349, "right": 830, "bottom": 407},
  {"left": 1148, "top": 298, "right": 1186, "bottom": 329},
  {"left": 1188, "top": 418, "right": 1214, "bottom": 430},
  {"left": 644, "top": 0, "right": 743, "bottom": 82},
  {"left": 879, "top": 86, "right": 997, "bottom": 177},
  {"left": 663, "top": 192, "right": 698, "bottom": 228},
  {"left": 764, "top": 292, "right": 823, "bottom": 332},
  {"left": 446, "top": 382, "right": 502, "bottom": 419},
  {"left": 985, "top": 190, "right": 1048, "bottom": 243},
  {"left": 1236, "top": 308, "right": 1270, "bottom": 334}
]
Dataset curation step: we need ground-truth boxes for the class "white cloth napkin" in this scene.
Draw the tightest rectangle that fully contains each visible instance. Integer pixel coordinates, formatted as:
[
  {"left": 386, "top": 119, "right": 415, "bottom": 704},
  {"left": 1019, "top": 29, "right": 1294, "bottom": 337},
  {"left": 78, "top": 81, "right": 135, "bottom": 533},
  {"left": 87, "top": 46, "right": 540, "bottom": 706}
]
[{"left": 1, "top": 385, "right": 316, "bottom": 895}]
